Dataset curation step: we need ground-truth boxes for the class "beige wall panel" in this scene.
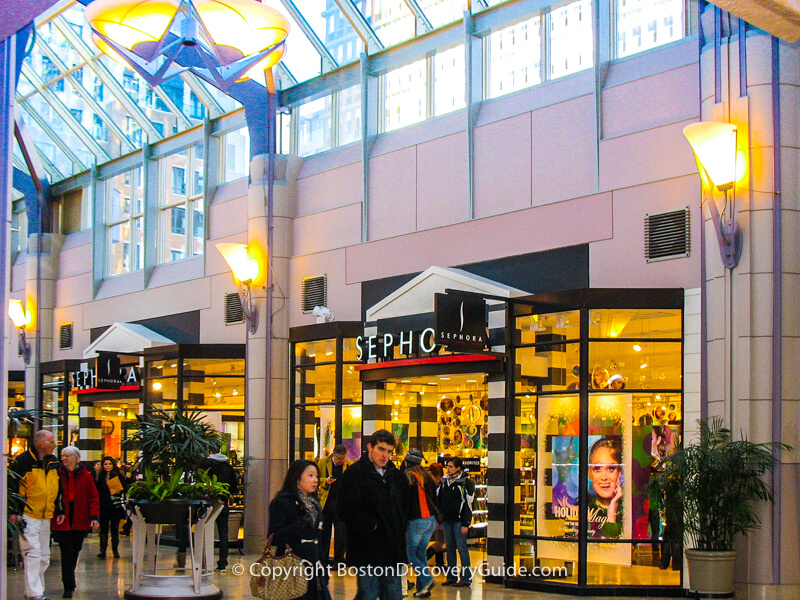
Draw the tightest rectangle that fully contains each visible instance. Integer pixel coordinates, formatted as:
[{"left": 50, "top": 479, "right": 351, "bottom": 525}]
[
  {"left": 346, "top": 192, "right": 612, "bottom": 283},
  {"left": 600, "top": 120, "right": 698, "bottom": 191},
  {"left": 531, "top": 95, "right": 596, "bottom": 204},
  {"left": 208, "top": 193, "right": 248, "bottom": 241},
  {"left": 58, "top": 233, "right": 92, "bottom": 279},
  {"left": 590, "top": 175, "right": 701, "bottom": 289},
  {"left": 603, "top": 64, "right": 699, "bottom": 139},
  {"left": 82, "top": 277, "right": 212, "bottom": 329},
  {"left": 473, "top": 113, "right": 533, "bottom": 219},
  {"left": 288, "top": 248, "right": 361, "bottom": 327},
  {"left": 368, "top": 146, "right": 417, "bottom": 240},
  {"left": 51, "top": 305, "right": 89, "bottom": 359},
  {"left": 55, "top": 272, "right": 94, "bottom": 308},
  {"left": 296, "top": 162, "right": 362, "bottom": 217},
  {"left": 416, "top": 133, "right": 468, "bottom": 230},
  {"left": 292, "top": 203, "right": 361, "bottom": 257}
]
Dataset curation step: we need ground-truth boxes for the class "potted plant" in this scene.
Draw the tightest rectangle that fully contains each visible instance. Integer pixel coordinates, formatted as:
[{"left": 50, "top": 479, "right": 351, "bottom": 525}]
[
  {"left": 126, "top": 467, "right": 231, "bottom": 523},
  {"left": 124, "top": 407, "right": 222, "bottom": 520},
  {"left": 649, "top": 417, "right": 789, "bottom": 594}
]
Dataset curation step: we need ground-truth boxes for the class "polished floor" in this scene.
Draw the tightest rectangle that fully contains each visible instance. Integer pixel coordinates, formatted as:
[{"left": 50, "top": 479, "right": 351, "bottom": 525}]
[{"left": 7, "top": 535, "right": 682, "bottom": 600}]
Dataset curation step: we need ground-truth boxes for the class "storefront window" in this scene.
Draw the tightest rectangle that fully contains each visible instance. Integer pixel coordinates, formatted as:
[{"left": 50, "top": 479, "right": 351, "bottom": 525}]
[
  {"left": 290, "top": 324, "right": 363, "bottom": 462},
  {"left": 511, "top": 295, "right": 682, "bottom": 590}
]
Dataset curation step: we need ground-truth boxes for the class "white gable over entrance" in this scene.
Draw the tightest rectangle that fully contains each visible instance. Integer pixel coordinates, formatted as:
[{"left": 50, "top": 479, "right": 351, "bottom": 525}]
[
  {"left": 366, "top": 266, "right": 529, "bottom": 322},
  {"left": 83, "top": 322, "right": 175, "bottom": 358}
]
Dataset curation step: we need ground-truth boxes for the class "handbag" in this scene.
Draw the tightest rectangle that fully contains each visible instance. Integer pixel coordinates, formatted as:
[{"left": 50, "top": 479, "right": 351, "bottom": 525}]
[{"left": 249, "top": 534, "right": 309, "bottom": 600}]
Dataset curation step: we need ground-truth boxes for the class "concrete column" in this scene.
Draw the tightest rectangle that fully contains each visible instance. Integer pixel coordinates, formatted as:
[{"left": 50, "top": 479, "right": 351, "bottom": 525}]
[
  {"left": 698, "top": 12, "right": 800, "bottom": 596},
  {"left": 243, "top": 153, "right": 302, "bottom": 554},
  {"left": 24, "top": 233, "right": 62, "bottom": 413}
]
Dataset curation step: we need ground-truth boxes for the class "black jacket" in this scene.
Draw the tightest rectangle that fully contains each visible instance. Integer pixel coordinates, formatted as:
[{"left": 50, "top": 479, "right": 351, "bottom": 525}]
[
  {"left": 336, "top": 452, "right": 409, "bottom": 567},
  {"left": 437, "top": 471, "right": 475, "bottom": 527},
  {"left": 268, "top": 490, "right": 331, "bottom": 600},
  {"left": 201, "top": 456, "right": 239, "bottom": 498}
]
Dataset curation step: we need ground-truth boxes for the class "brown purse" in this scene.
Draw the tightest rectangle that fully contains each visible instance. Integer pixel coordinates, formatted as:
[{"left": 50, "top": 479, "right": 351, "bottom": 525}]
[{"left": 249, "top": 533, "right": 309, "bottom": 600}]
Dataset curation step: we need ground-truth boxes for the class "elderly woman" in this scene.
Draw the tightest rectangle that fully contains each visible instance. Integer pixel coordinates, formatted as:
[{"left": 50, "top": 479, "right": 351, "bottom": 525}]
[
  {"left": 52, "top": 446, "right": 100, "bottom": 598},
  {"left": 268, "top": 460, "right": 332, "bottom": 600}
]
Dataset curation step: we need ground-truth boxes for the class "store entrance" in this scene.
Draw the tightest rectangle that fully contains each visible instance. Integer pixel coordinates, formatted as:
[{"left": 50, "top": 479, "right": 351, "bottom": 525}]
[{"left": 378, "top": 372, "right": 489, "bottom": 561}]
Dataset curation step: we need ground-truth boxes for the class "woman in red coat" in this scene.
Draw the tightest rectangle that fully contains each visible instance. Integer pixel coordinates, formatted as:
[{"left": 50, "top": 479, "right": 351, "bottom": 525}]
[{"left": 52, "top": 446, "right": 100, "bottom": 598}]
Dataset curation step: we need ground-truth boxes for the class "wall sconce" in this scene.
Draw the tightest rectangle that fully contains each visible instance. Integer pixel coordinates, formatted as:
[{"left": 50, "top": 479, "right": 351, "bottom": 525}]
[
  {"left": 683, "top": 121, "right": 743, "bottom": 269},
  {"left": 217, "top": 243, "right": 260, "bottom": 334},
  {"left": 8, "top": 299, "right": 31, "bottom": 364},
  {"left": 84, "top": 0, "right": 290, "bottom": 90}
]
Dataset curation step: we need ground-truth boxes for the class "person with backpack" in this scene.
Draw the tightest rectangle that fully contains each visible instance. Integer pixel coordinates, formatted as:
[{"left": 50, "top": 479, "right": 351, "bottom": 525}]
[{"left": 436, "top": 457, "right": 475, "bottom": 587}]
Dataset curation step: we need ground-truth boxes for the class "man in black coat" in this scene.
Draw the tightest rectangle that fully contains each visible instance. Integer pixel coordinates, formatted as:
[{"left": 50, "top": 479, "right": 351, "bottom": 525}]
[{"left": 337, "top": 430, "right": 409, "bottom": 600}]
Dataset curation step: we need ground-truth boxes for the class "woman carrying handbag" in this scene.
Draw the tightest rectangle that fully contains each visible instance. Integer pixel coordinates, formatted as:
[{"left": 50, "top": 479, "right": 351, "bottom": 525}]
[{"left": 265, "top": 460, "right": 332, "bottom": 600}]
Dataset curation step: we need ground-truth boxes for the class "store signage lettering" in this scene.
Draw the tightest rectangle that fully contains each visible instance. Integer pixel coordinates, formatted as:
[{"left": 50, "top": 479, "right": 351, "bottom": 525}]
[
  {"left": 551, "top": 497, "right": 579, "bottom": 520},
  {"left": 71, "top": 363, "right": 140, "bottom": 391},
  {"left": 356, "top": 328, "right": 438, "bottom": 361}
]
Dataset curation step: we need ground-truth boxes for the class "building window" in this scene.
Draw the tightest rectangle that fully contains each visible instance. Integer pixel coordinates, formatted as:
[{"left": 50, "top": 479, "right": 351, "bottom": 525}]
[
  {"left": 297, "top": 96, "right": 332, "bottom": 157},
  {"left": 93, "top": 114, "right": 107, "bottom": 142},
  {"left": 172, "top": 166, "right": 186, "bottom": 195},
  {"left": 381, "top": 58, "right": 428, "bottom": 133},
  {"left": 159, "top": 143, "right": 204, "bottom": 264},
  {"left": 190, "top": 92, "right": 206, "bottom": 120},
  {"left": 106, "top": 168, "right": 144, "bottom": 276},
  {"left": 615, "top": 0, "right": 684, "bottom": 58}
]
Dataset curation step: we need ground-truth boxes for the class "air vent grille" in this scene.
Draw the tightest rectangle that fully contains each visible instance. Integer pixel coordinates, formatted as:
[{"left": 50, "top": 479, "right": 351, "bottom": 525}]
[
  {"left": 301, "top": 275, "right": 327, "bottom": 314},
  {"left": 224, "top": 293, "right": 244, "bottom": 325},
  {"left": 59, "top": 323, "right": 73, "bottom": 350},
  {"left": 645, "top": 207, "right": 690, "bottom": 263}
]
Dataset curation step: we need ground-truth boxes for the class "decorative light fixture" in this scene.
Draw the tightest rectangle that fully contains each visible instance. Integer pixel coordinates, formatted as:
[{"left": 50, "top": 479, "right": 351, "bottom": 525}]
[
  {"left": 8, "top": 299, "right": 31, "bottom": 364},
  {"left": 683, "top": 121, "right": 743, "bottom": 268},
  {"left": 217, "top": 242, "right": 260, "bottom": 334},
  {"left": 84, "top": 0, "right": 290, "bottom": 91}
]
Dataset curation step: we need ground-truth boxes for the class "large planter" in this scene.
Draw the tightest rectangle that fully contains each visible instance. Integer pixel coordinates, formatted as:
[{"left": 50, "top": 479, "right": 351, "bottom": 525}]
[
  {"left": 131, "top": 499, "right": 212, "bottom": 525},
  {"left": 125, "top": 501, "right": 225, "bottom": 600},
  {"left": 685, "top": 549, "right": 737, "bottom": 595}
]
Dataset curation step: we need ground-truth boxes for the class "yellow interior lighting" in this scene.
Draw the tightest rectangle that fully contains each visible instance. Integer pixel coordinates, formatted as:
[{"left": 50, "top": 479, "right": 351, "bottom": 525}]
[
  {"left": 683, "top": 122, "right": 738, "bottom": 191},
  {"left": 8, "top": 299, "right": 30, "bottom": 329},
  {"left": 217, "top": 243, "right": 259, "bottom": 283}
]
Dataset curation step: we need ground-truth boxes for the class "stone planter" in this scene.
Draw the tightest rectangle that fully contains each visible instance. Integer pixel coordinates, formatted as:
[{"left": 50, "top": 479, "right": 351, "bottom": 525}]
[{"left": 685, "top": 549, "right": 737, "bottom": 595}]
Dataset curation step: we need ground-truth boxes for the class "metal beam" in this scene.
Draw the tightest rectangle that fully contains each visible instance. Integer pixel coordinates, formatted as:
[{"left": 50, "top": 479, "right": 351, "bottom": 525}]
[
  {"left": 52, "top": 15, "right": 162, "bottom": 141},
  {"left": 18, "top": 99, "right": 84, "bottom": 174},
  {"left": 278, "top": 0, "right": 339, "bottom": 73},
  {"left": 22, "top": 63, "right": 110, "bottom": 161},
  {"left": 333, "top": 0, "right": 383, "bottom": 54},
  {"left": 403, "top": 0, "right": 434, "bottom": 35},
  {"left": 34, "top": 37, "right": 136, "bottom": 154}
]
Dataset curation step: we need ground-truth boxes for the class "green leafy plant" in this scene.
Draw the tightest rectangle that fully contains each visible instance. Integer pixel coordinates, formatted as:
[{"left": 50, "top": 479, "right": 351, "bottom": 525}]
[
  {"left": 650, "top": 417, "right": 789, "bottom": 551},
  {"left": 124, "top": 407, "right": 221, "bottom": 482},
  {"left": 7, "top": 469, "right": 30, "bottom": 540},
  {"left": 127, "top": 468, "right": 231, "bottom": 502}
]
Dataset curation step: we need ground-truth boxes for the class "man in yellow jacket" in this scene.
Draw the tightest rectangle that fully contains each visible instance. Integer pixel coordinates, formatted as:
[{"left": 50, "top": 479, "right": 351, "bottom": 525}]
[
  {"left": 317, "top": 444, "right": 351, "bottom": 565},
  {"left": 11, "top": 429, "right": 60, "bottom": 600}
]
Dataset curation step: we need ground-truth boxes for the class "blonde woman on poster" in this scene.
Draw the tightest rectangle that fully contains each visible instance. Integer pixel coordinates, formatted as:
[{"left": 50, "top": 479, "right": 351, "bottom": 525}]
[{"left": 587, "top": 436, "right": 623, "bottom": 539}]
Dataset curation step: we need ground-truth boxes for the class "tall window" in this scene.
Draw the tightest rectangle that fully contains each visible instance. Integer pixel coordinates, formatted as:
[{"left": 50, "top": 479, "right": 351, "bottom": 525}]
[
  {"left": 159, "top": 143, "right": 204, "bottom": 264},
  {"left": 298, "top": 96, "right": 332, "bottom": 157},
  {"left": 549, "top": 0, "right": 594, "bottom": 79},
  {"left": 106, "top": 168, "right": 144, "bottom": 276},
  {"left": 382, "top": 58, "right": 428, "bottom": 133},
  {"left": 615, "top": 0, "right": 685, "bottom": 57},
  {"left": 486, "top": 15, "right": 543, "bottom": 99}
]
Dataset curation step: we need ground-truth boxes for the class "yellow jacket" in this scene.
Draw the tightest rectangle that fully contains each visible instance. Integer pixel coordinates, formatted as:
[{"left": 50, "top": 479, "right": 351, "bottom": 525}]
[
  {"left": 11, "top": 449, "right": 60, "bottom": 519},
  {"left": 317, "top": 454, "right": 352, "bottom": 509}
]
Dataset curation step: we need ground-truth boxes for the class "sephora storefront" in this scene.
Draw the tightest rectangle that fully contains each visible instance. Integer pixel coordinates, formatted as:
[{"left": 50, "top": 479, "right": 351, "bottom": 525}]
[{"left": 290, "top": 267, "right": 686, "bottom": 595}]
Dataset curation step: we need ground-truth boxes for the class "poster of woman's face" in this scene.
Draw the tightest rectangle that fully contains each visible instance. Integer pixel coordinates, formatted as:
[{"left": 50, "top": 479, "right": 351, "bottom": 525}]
[{"left": 588, "top": 435, "right": 624, "bottom": 538}]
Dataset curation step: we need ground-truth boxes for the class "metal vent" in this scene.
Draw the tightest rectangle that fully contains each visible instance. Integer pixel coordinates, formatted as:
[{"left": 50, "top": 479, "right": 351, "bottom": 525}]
[
  {"left": 59, "top": 323, "right": 73, "bottom": 350},
  {"left": 645, "top": 207, "right": 691, "bottom": 263},
  {"left": 224, "top": 293, "right": 244, "bottom": 325},
  {"left": 301, "top": 275, "right": 327, "bottom": 314}
]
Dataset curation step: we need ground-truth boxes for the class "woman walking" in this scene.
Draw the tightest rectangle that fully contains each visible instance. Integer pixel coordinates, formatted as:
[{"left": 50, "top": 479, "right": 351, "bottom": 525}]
[
  {"left": 94, "top": 456, "right": 126, "bottom": 559},
  {"left": 403, "top": 449, "right": 438, "bottom": 598},
  {"left": 52, "top": 446, "right": 100, "bottom": 598},
  {"left": 268, "top": 460, "right": 332, "bottom": 600}
]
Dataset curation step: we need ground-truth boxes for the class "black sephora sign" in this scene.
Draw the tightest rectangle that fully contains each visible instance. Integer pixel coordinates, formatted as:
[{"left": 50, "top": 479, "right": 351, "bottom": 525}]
[
  {"left": 434, "top": 292, "right": 488, "bottom": 353},
  {"left": 96, "top": 351, "right": 123, "bottom": 390}
]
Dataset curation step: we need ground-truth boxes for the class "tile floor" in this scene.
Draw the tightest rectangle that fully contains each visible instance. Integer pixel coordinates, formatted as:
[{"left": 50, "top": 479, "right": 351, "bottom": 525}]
[{"left": 6, "top": 536, "right": 682, "bottom": 600}]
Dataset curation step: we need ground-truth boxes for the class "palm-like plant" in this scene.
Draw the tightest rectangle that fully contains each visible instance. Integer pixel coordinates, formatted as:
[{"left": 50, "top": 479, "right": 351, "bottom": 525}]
[
  {"left": 650, "top": 417, "right": 788, "bottom": 551},
  {"left": 124, "top": 407, "right": 221, "bottom": 482}
]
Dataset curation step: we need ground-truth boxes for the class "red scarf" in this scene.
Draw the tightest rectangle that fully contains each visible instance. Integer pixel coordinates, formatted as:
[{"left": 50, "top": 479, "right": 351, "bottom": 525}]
[{"left": 412, "top": 471, "right": 431, "bottom": 518}]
